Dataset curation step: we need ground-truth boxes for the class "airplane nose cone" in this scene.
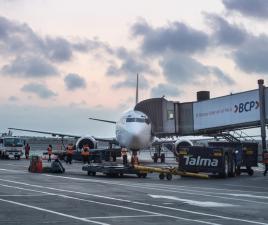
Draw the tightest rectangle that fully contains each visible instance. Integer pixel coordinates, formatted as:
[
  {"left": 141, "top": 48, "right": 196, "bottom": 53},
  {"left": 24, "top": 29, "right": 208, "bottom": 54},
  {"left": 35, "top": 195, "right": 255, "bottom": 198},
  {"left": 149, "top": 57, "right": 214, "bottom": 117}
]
[{"left": 127, "top": 125, "right": 149, "bottom": 149}]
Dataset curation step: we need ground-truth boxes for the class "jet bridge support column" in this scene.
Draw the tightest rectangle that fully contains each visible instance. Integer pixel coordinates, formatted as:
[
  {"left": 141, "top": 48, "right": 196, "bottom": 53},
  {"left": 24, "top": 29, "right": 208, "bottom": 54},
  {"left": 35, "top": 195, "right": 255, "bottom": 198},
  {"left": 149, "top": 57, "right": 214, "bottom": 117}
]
[{"left": 258, "top": 79, "right": 266, "bottom": 152}]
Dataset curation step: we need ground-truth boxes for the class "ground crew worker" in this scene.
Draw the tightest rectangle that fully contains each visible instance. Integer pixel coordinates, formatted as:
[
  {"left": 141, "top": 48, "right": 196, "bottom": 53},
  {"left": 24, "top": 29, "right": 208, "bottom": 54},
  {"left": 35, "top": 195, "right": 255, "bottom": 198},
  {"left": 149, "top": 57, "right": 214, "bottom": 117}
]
[
  {"left": 121, "top": 147, "right": 128, "bottom": 165},
  {"left": 263, "top": 150, "right": 268, "bottom": 176},
  {"left": 24, "top": 143, "right": 30, "bottom": 160},
  {"left": 47, "top": 144, "right": 53, "bottom": 162},
  {"left": 81, "top": 144, "right": 90, "bottom": 164},
  {"left": 131, "top": 151, "right": 139, "bottom": 166},
  {"left": 66, "top": 143, "right": 74, "bottom": 164}
]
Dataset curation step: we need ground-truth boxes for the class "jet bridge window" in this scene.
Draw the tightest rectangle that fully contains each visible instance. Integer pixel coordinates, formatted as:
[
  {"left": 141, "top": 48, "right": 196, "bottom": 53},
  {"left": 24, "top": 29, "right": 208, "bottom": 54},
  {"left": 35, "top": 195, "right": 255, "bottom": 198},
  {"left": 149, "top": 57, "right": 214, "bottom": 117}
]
[{"left": 167, "top": 110, "right": 174, "bottom": 120}]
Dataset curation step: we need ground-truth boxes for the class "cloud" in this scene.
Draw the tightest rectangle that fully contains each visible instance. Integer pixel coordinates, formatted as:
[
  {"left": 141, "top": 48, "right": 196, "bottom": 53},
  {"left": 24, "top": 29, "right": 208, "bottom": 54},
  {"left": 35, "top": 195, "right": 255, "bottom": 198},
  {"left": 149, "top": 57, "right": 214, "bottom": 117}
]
[
  {"left": 131, "top": 19, "right": 209, "bottom": 55},
  {"left": 151, "top": 83, "right": 182, "bottom": 98},
  {"left": 106, "top": 47, "right": 155, "bottom": 76},
  {"left": 0, "top": 16, "right": 112, "bottom": 65},
  {"left": 8, "top": 96, "right": 19, "bottom": 102},
  {"left": 21, "top": 83, "right": 57, "bottom": 99},
  {"left": 208, "top": 67, "right": 235, "bottom": 85},
  {"left": 233, "top": 35, "right": 268, "bottom": 74},
  {"left": 44, "top": 37, "right": 73, "bottom": 62},
  {"left": 206, "top": 14, "right": 248, "bottom": 47},
  {"left": 222, "top": 0, "right": 268, "bottom": 19},
  {"left": 1, "top": 55, "right": 58, "bottom": 78},
  {"left": 64, "top": 73, "right": 86, "bottom": 91},
  {"left": 160, "top": 53, "right": 235, "bottom": 85}
]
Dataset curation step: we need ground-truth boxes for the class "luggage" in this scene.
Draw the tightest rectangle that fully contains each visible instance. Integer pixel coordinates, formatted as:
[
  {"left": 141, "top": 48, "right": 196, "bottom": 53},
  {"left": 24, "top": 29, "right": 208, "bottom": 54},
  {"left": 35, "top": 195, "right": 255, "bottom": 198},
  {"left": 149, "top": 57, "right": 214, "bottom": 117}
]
[
  {"left": 51, "top": 159, "right": 65, "bottom": 173},
  {"left": 28, "top": 155, "right": 43, "bottom": 173}
]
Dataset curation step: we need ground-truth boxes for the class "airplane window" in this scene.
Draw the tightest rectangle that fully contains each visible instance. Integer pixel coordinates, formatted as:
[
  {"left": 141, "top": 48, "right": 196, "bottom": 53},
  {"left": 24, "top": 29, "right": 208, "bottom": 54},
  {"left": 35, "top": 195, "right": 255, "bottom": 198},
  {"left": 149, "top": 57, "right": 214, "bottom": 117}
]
[
  {"left": 136, "top": 118, "right": 145, "bottom": 123},
  {"left": 126, "top": 118, "right": 135, "bottom": 122}
]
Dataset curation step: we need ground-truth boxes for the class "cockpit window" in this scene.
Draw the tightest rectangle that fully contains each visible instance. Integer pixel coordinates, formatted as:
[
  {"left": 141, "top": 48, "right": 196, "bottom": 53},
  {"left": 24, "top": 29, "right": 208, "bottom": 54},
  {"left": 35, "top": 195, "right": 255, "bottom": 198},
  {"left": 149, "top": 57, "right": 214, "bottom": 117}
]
[
  {"left": 126, "top": 118, "right": 135, "bottom": 122},
  {"left": 126, "top": 117, "right": 150, "bottom": 124},
  {"left": 136, "top": 118, "right": 145, "bottom": 123}
]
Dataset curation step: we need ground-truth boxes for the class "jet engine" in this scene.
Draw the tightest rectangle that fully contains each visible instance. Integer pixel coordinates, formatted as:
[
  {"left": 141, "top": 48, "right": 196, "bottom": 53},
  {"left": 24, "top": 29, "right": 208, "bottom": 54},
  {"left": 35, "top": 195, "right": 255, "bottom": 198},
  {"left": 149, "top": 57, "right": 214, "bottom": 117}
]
[{"left": 75, "top": 136, "right": 97, "bottom": 150}]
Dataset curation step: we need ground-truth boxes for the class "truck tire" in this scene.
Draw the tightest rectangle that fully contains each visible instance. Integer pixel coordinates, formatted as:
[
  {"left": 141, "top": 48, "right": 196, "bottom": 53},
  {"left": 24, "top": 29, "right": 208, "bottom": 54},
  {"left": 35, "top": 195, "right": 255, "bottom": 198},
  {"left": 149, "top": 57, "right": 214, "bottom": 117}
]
[
  {"left": 159, "top": 173, "right": 165, "bottom": 180},
  {"left": 141, "top": 173, "right": 147, "bottom": 178},
  {"left": 166, "top": 173, "right": 172, "bottom": 180},
  {"left": 247, "top": 167, "right": 254, "bottom": 176},
  {"left": 220, "top": 155, "right": 229, "bottom": 178},
  {"left": 228, "top": 159, "right": 236, "bottom": 177}
]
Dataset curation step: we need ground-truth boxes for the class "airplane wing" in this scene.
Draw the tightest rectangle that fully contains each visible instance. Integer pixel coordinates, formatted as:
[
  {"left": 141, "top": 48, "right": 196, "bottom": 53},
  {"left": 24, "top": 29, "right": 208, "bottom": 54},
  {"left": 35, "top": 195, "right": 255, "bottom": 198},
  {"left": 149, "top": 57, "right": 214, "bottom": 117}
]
[
  {"left": 8, "top": 127, "right": 119, "bottom": 144},
  {"left": 88, "top": 118, "right": 116, "bottom": 124},
  {"left": 8, "top": 127, "right": 81, "bottom": 138}
]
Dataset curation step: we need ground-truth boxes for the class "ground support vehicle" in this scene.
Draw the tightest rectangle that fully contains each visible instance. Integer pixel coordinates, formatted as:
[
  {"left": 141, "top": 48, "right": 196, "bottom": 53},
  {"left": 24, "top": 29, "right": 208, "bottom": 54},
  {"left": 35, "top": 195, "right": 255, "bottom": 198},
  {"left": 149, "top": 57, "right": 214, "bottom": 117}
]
[
  {"left": 178, "top": 142, "right": 258, "bottom": 178},
  {"left": 82, "top": 162, "right": 147, "bottom": 178},
  {"left": 134, "top": 165, "right": 209, "bottom": 180},
  {"left": 58, "top": 148, "right": 121, "bottom": 162},
  {"left": 0, "top": 136, "right": 24, "bottom": 160},
  {"left": 208, "top": 142, "right": 258, "bottom": 176}
]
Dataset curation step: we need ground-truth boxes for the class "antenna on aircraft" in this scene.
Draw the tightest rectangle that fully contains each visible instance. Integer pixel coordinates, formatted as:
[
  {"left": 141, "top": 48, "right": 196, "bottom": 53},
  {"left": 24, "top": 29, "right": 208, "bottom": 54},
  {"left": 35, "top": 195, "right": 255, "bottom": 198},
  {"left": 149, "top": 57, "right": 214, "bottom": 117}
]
[{"left": 136, "top": 73, "right": 139, "bottom": 105}]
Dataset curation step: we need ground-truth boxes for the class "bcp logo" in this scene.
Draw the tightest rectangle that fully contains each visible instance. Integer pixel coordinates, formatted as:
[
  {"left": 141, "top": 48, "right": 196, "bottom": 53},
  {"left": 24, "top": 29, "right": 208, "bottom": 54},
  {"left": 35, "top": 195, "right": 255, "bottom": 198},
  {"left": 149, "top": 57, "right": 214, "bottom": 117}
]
[{"left": 234, "top": 100, "right": 259, "bottom": 113}]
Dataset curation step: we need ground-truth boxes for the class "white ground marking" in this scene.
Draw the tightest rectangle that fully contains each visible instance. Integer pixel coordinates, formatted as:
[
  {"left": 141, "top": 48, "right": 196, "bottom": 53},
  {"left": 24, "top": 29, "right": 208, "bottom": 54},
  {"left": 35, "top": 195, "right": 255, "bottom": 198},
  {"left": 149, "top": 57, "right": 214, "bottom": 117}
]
[
  {"left": 0, "top": 178, "right": 267, "bottom": 225},
  {"left": 85, "top": 215, "right": 163, "bottom": 219},
  {"left": 0, "top": 194, "right": 50, "bottom": 197},
  {"left": 42, "top": 174, "right": 268, "bottom": 205},
  {"left": 0, "top": 182, "right": 221, "bottom": 225},
  {"left": 227, "top": 194, "right": 268, "bottom": 199},
  {"left": 0, "top": 198, "right": 110, "bottom": 225},
  {"left": 223, "top": 184, "right": 268, "bottom": 190},
  {"left": 1, "top": 168, "right": 267, "bottom": 206},
  {"left": 43, "top": 173, "right": 268, "bottom": 195},
  {"left": 0, "top": 168, "right": 266, "bottom": 194},
  {"left": 0, "top": 168, "right": 27, "bottom": 173},
  {"left": 149, "top": 195, "right": 237, "bottom": 207}
]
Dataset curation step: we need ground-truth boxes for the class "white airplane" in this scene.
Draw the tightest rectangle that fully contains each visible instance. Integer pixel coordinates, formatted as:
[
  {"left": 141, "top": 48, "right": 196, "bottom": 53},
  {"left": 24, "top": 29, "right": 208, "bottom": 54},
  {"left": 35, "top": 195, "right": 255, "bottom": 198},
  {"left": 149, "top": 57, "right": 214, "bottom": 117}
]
[{"left": 8, "top": 75, "right": 192, "bottom": 152}]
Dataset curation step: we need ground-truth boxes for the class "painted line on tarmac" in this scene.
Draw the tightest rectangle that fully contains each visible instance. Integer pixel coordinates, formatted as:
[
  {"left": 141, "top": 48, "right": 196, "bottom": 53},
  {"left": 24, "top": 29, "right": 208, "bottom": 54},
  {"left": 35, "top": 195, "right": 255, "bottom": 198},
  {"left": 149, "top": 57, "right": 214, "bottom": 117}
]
[
  {"left": 0, "top": 194, "right": 50, "bottom": 197},
  {"left": 42, "top": 174, "right": 268, "bottom": 205},
  {"left": 0, "top": 179, "right": 267, "bottom": 225},
  {"left": 0, "top": 182, "right": 221, "bottom": 225},
  {"left": 85, "top": 215, "right": 163, "bottom": 219},
  {"left": 44, "top": 173, "right": 268, "bottom": 195},
  {"left": 0, "top": 198, "right": 109, "bottom": 225},
  {"left": 0, "top": 168, "right": 27, "bottom": 173},
  {"left": 223, "top": 184, "right": 268, "bottom": 190}
]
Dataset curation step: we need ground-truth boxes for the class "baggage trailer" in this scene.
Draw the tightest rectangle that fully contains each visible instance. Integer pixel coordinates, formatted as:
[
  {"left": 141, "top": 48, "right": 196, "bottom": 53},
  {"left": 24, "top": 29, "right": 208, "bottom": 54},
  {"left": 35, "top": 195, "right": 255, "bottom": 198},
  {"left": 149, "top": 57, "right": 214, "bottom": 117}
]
[
  {"left": 134, "top": 165, "right": 209, "bottom": 180},
  {"left": 178, "top": 142, "right": 258, "bottom": 178},
  {"left": 82, "top": 163, "right": 147, "bottom": 178}
]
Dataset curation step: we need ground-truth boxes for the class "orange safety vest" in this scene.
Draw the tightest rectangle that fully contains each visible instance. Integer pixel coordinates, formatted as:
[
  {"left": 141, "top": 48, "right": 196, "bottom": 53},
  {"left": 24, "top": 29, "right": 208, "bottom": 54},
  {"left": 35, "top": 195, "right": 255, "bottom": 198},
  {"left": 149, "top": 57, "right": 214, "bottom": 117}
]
[
  {"left": 47, "top": 147, "right": 52, "bottom": 155},
  {"left": 121, "top": 148, "right": 128, "bottom": 156},
  {"left": 67, "top": 149, "right": 74, "bottom": 155},
  {"left": 131, "top": 155, "right": 139, "bottom": 165},
  {"left": 81, "top": 150, "right": 90, "bottom": 156}
]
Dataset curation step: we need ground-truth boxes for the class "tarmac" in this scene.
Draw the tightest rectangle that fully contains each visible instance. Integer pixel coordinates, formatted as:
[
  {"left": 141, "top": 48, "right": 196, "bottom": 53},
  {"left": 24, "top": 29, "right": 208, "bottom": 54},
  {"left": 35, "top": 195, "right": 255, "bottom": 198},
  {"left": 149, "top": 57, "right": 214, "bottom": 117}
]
[{"left": 0, "top": 159, "right": 268, "bottom": 225}]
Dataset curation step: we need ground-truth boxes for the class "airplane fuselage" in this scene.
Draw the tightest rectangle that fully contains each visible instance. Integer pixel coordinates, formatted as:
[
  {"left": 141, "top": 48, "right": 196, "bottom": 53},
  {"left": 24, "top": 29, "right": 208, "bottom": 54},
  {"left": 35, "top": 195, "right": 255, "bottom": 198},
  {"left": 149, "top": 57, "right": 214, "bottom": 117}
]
[{"left": 115, "top": 110, "right": 152, "bottom": 150}]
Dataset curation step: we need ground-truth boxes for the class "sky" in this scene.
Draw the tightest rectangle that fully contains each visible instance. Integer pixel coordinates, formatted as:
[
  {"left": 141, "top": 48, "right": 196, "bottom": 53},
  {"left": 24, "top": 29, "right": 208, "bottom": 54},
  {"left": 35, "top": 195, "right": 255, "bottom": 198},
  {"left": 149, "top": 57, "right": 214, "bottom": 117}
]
[{"left": 1, "top": 0, "right": 268, "bottom": 138}]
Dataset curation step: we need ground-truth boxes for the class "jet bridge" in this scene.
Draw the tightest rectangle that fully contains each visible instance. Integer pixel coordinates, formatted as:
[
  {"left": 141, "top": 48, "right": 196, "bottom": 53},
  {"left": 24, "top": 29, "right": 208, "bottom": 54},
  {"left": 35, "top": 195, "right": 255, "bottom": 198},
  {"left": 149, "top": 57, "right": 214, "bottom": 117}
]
[{"left": 135, "top": 79, "right": 267, "bottom": 150}]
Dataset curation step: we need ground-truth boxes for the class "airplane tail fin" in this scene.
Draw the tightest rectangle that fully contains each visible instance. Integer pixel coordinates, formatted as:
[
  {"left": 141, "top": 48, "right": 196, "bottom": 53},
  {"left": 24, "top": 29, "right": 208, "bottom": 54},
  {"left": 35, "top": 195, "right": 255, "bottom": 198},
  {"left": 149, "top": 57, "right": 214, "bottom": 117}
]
[{"left": 135, "top": 73, "right": 139, "bottom": 105}]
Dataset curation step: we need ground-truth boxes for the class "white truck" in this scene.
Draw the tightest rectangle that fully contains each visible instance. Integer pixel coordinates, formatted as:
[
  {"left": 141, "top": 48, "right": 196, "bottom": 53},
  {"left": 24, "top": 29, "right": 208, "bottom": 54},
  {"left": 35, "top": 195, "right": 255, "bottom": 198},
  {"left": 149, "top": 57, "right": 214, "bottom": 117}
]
[{"left": 0, "top": 136, "right": 24, "bottom": 159}]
